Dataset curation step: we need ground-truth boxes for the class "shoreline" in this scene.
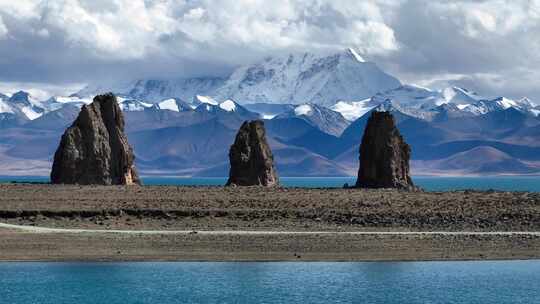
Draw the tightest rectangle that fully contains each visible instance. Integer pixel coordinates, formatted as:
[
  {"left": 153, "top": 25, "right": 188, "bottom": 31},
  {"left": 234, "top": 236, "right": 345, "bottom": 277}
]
[
  {"left": 1, "top": 184, "right": 540, "bottom": 261},
  {"left": 2, "top": 227, "right": 540, "bottom": 261}
]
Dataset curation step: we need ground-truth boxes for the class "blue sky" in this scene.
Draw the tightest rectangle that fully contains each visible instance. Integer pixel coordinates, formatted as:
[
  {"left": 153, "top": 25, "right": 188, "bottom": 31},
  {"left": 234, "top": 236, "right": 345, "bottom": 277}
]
[{"left": 0, "top": 0, "right": 539, "bottom": 102}]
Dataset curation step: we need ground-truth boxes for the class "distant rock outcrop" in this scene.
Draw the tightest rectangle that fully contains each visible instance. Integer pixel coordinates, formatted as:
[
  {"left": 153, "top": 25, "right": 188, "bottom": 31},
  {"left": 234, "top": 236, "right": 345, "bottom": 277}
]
[
  {"left": 226, "top": 120, "right": 279, "bottom": 186},
  {"left": 355, "top": 111, "right": 415, "bottom": 190},
  {"left": 51, "top": 93, "right": 140, "bottom": 185}
]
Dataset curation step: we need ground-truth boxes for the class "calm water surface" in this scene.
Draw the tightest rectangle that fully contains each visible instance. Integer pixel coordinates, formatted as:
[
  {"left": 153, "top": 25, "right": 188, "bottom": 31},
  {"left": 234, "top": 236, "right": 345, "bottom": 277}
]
[
  {"left": 1, "top": 261, "right": 539, "bottom": 304},
  {"left": 1, "top": 175, "right": 540, "bottom": 192}
]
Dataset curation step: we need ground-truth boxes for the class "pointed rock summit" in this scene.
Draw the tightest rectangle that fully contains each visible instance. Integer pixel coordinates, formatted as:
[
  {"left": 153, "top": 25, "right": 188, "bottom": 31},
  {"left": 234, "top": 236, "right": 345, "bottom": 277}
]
[
  {"left": 51, "top": 93, "right": 140, "bottom": 185},
  {"left": 226, "top": 120, "right": 279, "bottom": 186},
  {"left": 355, "top": 111, "right": 415, "bottom": 190}
]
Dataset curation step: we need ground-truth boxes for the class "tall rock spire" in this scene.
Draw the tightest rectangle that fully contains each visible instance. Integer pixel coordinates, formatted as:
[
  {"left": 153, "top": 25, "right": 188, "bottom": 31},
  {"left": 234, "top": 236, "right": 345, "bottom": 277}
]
[
  {"left": 355, "top": 111, "right": 415, "bottom": 190},
  {"left": 226, "top": 120, "right": 279, "bottom": 186},
  {"left": 51, "top": 93, "right": 140, "bottom": 185}
]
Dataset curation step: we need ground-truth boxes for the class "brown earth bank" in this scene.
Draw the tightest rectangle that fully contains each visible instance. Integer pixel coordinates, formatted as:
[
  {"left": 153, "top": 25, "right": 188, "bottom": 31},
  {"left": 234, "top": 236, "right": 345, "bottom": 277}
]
[
  {"left": 1, "top": 184, "right": 539, "bottom": 231},
  {"left": 1, "top": 184, "right": 540, "bottom": 261}
]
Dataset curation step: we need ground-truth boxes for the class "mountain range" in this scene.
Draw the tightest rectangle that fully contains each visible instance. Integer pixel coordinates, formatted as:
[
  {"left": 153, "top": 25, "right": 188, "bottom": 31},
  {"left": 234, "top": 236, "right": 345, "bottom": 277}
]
[{"left": 0, "top": 48, "right": 539, "bottom": 177}]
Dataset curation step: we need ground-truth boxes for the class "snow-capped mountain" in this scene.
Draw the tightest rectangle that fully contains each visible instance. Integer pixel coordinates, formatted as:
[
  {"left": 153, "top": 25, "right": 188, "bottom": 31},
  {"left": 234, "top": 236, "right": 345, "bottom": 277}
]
[
  {"left": 193, "top": 98, "right": 254, "bottom": 117},
  {"left": 0, "top": 91, "right": 65, "bottom": 121},
  {"left": 119, "top": 99, "right": 153, "bottom": 112},
  {"left": 2, "top": 48, "right": 540, "bottom": 177},
  {"left": 274, "top": 103, "right": 350, "bottom": 136},
  {"left": 126, "top": 78, "right": 225, "bottom": 102},
  {"left": 6, "top": 91, "right": 46, "bottom": 119},
  {"left": 75, "top": 78, "right": 225, "bottom": 103},
  {"left": 331, "top": 85, "right": 537, "bottom": 121},
  {"left": 214, "top": 48, "right": 401, "bottom": 106},
  {"left": 73, "top": 48, "right": 401, "bottom": 107}
]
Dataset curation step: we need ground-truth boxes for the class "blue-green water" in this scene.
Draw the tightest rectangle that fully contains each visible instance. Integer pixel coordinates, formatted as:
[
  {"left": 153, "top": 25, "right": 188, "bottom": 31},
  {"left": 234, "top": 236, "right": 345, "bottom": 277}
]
[
  {"left": 1, "top": 175, "right": 540, "bottom": 192},
  {"left": 1, "top": 261, "right": 539, "bottom": 303}
]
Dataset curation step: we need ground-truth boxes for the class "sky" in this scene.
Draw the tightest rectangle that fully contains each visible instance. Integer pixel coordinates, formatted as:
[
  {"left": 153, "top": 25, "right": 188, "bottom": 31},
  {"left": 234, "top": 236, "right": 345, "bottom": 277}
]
[{"left": 0, "top": 0, "right": 539, "bottom": 102}]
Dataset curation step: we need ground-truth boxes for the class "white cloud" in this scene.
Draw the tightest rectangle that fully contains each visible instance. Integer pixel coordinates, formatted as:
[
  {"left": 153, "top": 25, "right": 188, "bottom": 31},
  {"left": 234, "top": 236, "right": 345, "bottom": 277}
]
[
  {"left": 1, "top": 0, "right": 399, "bottom": 63},
  {"left": 0, "top": 0, "right": 40, "bottom": 19},
  {"left": 0, "top": 0, "right": 540, "bottom": 102},
  {"left": 0, "top": 16, "right": 7, "bottom": 38}
]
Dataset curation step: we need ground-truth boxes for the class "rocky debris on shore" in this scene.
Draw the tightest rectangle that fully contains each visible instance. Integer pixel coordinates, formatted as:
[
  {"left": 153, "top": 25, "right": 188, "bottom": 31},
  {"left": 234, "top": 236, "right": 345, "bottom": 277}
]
[
  {"left": 50, "top": 93, "right": 140, "bottom": 185},
  {"left": 226, "top": 120, "right": 279, "bottom": 186},
  {"left": 356, "top": 111, "right": 416, "bottom": 190}
]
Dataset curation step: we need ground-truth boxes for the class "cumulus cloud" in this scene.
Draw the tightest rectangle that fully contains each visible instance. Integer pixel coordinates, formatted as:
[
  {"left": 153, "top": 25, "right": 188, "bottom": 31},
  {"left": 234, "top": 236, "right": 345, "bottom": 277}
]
[
  {"left": 372, "top": 0, "right": 540, "bottom": 101},
  {"left": 0, "top": 0, "right": 539, "bottom": 102},
  {"left": 1, "top": 0, "right": 397, "bottom": 61},
  {"left": 0, "top": 0, "right": 400, "bottom": 87}
]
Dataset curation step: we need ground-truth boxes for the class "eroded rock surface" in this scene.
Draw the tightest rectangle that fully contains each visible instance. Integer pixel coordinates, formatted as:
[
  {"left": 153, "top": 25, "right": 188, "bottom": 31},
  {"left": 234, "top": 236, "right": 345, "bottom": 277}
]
[
  {"left": 51, "top": 93, "right": 140, "bottom": 185},
  {"left": 355, "top": 111, "right": 415, "bottom": 190},
  {"left": 226, "top": 120, "right": 279, "bottom": 186}
]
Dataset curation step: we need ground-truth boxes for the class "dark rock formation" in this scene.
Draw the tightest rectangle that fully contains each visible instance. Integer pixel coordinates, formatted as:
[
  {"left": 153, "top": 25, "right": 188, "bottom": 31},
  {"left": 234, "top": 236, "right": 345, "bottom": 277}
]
[
  {"left": 226, "top": 120, "right": 279, "bottom": 186},
  {"left": 50, "top": 93, "right": 140, "bottom": 185},
  {"left": 355, "top": 111, "right": 415, "bottom": 190}
]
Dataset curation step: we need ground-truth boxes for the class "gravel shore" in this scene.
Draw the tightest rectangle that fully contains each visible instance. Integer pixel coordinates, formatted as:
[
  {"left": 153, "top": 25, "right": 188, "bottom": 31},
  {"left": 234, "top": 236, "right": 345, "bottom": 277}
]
[{"left": 1, "top": 184, "right": 539, "bottom": 261}]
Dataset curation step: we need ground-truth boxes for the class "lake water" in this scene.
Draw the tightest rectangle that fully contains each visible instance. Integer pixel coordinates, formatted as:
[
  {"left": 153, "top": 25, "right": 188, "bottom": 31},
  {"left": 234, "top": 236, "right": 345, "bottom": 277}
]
[
  {"left": 1, "top": 175, "right": 540, "bottom": 192},
  {"left": 1, "top": 261, "right": 539, "bottom": 303}
]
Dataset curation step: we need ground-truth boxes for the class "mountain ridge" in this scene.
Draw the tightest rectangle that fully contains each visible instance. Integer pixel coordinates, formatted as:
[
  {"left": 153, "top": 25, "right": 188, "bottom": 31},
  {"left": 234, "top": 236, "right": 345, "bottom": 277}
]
[{"left": 0, "top": 48, "right": 539, "bottom": 176}]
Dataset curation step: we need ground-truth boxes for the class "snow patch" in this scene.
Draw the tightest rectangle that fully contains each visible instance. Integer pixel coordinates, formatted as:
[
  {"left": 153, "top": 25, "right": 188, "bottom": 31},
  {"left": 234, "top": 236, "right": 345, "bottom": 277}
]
[
  {"left": 158, "top": 99, "right": 179, "bottom": 112},
  {"left": 196, "top": 95, "right": 218, "bottom": 105},
  {"left": 54, "top": 96, "right": 92, "bottom": 105},
  {"left": 219, "top": 100, "right": 236, "bottom": 112},
  {"left": 120, "top": 100, "right": 152, "bottom": 112},
  {"left": 262, "top": 114, "right": 277, "bottom": 119},
  {"left": 331, "top": 99, "right": 374, "bottom": 121},
  {"left": 20, "top": 107, "right": 42, "bottom": 120},
  {"left": 294, "top": 104, "right": 313, "bottom": 116},
  {"left": 0, "top": 100, "right": 13, "bottom": 114},
  {"left": 495, "top": 97, "right": 517, "bottom": 109}
]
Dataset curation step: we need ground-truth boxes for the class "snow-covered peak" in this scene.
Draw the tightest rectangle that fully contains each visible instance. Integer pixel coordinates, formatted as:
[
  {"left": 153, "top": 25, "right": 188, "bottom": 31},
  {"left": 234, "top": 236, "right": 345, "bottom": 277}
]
[
  {"left": 120, "top": 99, "right": 152, "bottom": 112},
  {"left": 518, "top": 97, "right": 535, "bottom": 108},
  {"left": 195, "top": 95, "right": 219, "bottom": 106},
  {"left": 274, "top": 102, "right": 350, "bottom": 136},
  {"left": 294, "top": 104, "right": 313, "bottom": 116},
  {"left": 494, "top": 97, "right": 518, "bottom": 109},
  {"left": 71, "top": 48, "right": 399, "bottom": 107},
  {"left": 441, "top": 87, "right": 483, "bottom": 105},
  {"left": 194, "top": 95, "right": 242, "bottom": 112},
  {"left": 215, "top": 48, "right": 401, "bottom": 106},
  {"left": 3, "top": 91, "right": 45, "bottom": 120},
  {"left": 370, "top": 84, "right": 441, "bottom": 109},
  {"left": 75, "top": 78, "right": 225, "bottom": 103},
  {"left": 219, "top": 99, "right": 237, "bottom": 112},
  {"left": 331, "top": 84, "right": 537, "bottom": 121},
  {"left": 158, "top": 99, "right": 180, "bottom": 112},
  {"left": 52, "top": 96, "right": 92, "bottom": 105},
  {"left": 331, "top": 99, "right": 375, "bottom": 121},
  {"left": 9, "top": 91, "right": 34, "bottom": 106},
  {"left": 19, "top": 108, "right": 41, "bottom": 120}
]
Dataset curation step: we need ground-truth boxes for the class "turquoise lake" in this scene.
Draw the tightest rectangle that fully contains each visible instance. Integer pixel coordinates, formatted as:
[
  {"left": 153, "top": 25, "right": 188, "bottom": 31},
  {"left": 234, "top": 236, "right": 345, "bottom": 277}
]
[
  {"left": 1, "top": 261, "right": 539, "bottom": 303},
  {"left": 1, "top": 175, "right": 540, "bottom": 192}
]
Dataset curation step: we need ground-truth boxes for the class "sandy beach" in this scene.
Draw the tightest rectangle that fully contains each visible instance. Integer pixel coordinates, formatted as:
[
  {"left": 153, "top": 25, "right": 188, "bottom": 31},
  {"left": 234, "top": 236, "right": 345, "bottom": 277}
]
[{"left": 1, "top": 184, "right": 539, "bottom": 261}]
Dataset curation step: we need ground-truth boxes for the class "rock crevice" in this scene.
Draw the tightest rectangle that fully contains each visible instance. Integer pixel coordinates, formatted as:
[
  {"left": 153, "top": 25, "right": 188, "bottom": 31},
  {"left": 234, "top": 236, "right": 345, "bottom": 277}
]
[
  {"left": 226, "top": 120, "right": 279, "bottom": 186},
  {"left": 51, "top": 93, "right": 140, "bottom": 185},
  {"left": 355, "top": 111, "right": 415, "bottom": 190}
]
